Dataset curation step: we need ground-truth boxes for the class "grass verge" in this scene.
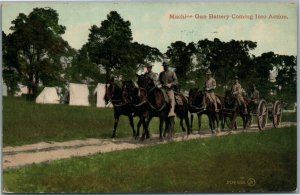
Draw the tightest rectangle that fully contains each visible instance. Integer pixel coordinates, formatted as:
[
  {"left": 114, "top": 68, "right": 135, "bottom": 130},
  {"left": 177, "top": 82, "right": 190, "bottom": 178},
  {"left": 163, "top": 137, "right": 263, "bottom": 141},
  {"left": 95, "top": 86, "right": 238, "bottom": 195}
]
[{"left": 3, "top": 126, "right": 297, "bottom": 193}]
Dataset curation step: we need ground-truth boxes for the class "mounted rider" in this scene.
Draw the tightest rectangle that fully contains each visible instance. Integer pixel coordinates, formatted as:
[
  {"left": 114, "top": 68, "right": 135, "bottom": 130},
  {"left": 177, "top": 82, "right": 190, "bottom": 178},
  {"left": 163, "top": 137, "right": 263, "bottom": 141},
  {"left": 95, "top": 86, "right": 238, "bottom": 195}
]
[
  {"left": 231, "top": 76, "right": 248, "bottom": 114},
  {"left": 144, "top": 63, "right": 158, "bottom": 84},
  {"left": 159, "top": 60, "right": 178, "bottom": 117},
  {"left": 203, "top": 69, "right": 218, "bottom": 112}
]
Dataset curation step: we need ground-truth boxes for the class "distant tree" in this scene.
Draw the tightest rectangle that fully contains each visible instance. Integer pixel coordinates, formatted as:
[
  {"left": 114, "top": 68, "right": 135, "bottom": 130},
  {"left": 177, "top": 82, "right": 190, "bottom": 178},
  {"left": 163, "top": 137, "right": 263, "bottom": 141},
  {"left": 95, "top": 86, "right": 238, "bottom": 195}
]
[
  {"left": 86, "top": 11, "right": 162, "bottom": 81},
  {"left": 5, "top": 7, "right": 72, "bottom": 98},
  {"left": 195, "top": 39, "right": 257, "bottom": 90},
  {"left": 65, "top": 44, "right": 105, "bottom": 85},
  {"left": 165, "top": 41, "right": 196, "bottom": 89},
  {"left": 2, "top": 31, "right": 21, "bottom": 95},
  {"left": 274, "top": 54, "right": 296, "bottom": 103}
]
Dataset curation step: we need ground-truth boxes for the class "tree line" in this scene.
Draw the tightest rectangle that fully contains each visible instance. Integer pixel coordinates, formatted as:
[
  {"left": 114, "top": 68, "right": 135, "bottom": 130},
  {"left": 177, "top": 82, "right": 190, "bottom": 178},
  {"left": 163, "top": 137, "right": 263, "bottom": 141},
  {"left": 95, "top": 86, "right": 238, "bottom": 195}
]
[{"left": 3, "top": 7, "right": 296, "bottom": 104}]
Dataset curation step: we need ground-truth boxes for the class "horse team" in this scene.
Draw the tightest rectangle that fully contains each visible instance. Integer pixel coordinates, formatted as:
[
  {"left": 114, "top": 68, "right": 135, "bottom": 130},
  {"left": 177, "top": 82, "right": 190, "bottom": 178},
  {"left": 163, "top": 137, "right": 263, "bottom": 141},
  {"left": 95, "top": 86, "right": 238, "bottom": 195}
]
[{"left": 104, "top": 72, "right": 257, "bottom": 141}]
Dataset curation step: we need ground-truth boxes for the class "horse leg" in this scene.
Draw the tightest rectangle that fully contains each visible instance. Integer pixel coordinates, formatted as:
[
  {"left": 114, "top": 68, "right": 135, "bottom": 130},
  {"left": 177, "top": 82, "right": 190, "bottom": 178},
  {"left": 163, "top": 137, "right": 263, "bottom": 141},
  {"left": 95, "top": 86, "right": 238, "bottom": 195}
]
[
  {"left": 136, "top": 117, "right": 143, "bottom": 139},
  {"left": 190, "top": 113, "right": 194, "bottom": 131},
  {"left": 111, "top": 113, "right": 120, "bottom": 138},
  {"left": 128, "top": 115, "right": 136, "bottom": 138},
  {"left": 180, "top": 117, "right": 186, "bottom": 132},
  {"left": 198, "top": 113, "right": 202, "bottom": 132},
  {"left": 141, "top": 116, "right": 152, "bottom": 141},
  {"left": 185, "top": 114, "right": 191, "bottom": 135},
  {"left": 159, "top": 117, "right": 164, "bottom": 140},
  {"left": 231, "top": 112, "right": 237, "bottom": 130}
]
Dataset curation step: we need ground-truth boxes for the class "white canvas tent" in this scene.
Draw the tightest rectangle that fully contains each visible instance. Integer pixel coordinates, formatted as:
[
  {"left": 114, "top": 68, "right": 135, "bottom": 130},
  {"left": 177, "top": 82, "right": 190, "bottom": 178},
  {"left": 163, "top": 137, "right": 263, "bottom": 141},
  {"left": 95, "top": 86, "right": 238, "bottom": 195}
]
[
  {"left": 69, "top": 83, "right": 89, "bottom": 106},
  {"left": 15, "top": 84, "right": 28, "bottom": 96},
  {"left": 2, "top": 83, "right": 7, "bottom": 96},
  {"left": 36, "top": 87, "right": 60, "bottom": 104},
  {"left": 93, "top": 83, "right": 112, "bottom": 108}
]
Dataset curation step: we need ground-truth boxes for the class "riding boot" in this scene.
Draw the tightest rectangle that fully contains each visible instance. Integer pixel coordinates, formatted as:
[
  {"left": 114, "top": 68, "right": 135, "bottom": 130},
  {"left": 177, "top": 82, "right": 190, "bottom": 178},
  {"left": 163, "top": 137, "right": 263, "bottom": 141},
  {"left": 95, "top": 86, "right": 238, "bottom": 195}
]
[
  {"left": 167, "top": 90, "right": 176, "bottom": 117},
  {"left": 168, "top": 116, "right": 175, "bottom": 138},
  {"left": 214, "top": 101, "right": 218, "bottom": 112}
]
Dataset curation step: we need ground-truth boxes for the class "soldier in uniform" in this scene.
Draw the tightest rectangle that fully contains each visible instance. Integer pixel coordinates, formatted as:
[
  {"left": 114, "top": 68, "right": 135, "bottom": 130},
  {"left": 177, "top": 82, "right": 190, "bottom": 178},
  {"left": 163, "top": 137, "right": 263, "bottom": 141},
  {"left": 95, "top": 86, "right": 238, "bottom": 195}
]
[
  {"left": 159, "top": 61, "right": 178, "bottom": 117},
  {"left": 144, "top": 63, "right": 158, "bottom": 84},
  {"left": 250, "top": 84, "right": 260, "bottom": 104},
  {"left": 203, "top": 69, "right": 218, "bottom": 112},
  {"left": 231, "top": 76, "right": 248, "bottom": 114}
]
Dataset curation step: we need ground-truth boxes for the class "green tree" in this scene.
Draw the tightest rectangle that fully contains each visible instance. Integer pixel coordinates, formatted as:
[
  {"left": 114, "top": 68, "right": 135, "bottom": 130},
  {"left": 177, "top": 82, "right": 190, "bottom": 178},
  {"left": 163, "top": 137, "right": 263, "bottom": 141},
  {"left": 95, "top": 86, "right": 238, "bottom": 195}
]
[
  {"left": 274, "top": 55, "right": 296, "bottom": 104},
  {"left": 5, "top": 7, "right": 71, "bottom": 97},
  {"left": 165, "top": 41, "right": 196, "bottom": 89},
  {"left": 3, "top": 31, "right": 21, "bottom": 95},
  {"left": 86, "top": 11, "right": 162, "bottom": 81}
]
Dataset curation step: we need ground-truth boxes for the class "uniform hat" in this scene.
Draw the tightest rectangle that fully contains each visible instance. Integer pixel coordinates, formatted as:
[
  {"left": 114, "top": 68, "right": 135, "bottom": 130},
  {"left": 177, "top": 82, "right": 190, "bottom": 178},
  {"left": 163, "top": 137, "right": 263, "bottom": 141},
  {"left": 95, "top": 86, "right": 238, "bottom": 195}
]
[
  {"left": 162, "top": 60, "right": 169, "bottom": 66},
  {"left": 145, "top": 63, "right": 153, "bottom": 68},
  {"left": 234, "top": 76, "right": 239, "bottom": 79},
  {"left": 206, "top": 69, "right": 212, "bottom": 75}
]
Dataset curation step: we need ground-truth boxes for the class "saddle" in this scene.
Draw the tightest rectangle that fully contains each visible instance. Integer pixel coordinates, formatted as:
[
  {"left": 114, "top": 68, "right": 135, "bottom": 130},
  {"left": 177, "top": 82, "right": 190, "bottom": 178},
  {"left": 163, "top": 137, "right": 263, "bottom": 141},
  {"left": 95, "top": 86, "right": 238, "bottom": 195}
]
[
  {"left": 174, "top": 92, "right": 186, "bottom": 106},
  {"left": 159, "top": 88, "right": 186, "bottom": 106}
]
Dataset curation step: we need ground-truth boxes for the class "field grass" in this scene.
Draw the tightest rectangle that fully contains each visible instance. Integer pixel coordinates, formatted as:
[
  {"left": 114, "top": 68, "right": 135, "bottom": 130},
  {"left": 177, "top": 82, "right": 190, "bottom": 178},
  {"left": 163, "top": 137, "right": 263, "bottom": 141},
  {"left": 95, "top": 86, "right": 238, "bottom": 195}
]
[
  {"left": 3, "top": 97, "right": 210, "bottom": 146},
  {"left": 3, "top": 126, "right": 296, "bottom": 193},
  {"left": 3, "top": 97, "right": 296, "bottom": 146}
]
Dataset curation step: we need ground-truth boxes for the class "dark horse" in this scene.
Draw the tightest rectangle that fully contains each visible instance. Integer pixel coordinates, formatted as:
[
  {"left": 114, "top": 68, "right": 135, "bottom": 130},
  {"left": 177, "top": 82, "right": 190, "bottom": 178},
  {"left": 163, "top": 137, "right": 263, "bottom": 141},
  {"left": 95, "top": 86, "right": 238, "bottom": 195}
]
[
  {"left": 224, "top": 90, "right": 251, "bottom": 130},
  {"left": 104, "top": 79, "right": 146, "bottom": 138},
  {"left": 136, "top": 74, "right": 172, "bottom": 140},
  {"left": 121, "top": 80, "right": 149, "bottom": 138},
  {"left": 188, "top": 88, "right": 224, "bottom": 133},
  {"left": 136, "top": 74, "right": 191, "bottom": 140}
]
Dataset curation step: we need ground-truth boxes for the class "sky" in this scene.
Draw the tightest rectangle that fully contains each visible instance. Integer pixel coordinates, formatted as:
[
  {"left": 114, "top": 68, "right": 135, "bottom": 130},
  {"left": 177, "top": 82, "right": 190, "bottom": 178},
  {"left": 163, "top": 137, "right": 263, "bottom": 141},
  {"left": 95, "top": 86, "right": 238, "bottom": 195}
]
[{"left": 2, "top": 2, "right": 297, "bottom": 73}]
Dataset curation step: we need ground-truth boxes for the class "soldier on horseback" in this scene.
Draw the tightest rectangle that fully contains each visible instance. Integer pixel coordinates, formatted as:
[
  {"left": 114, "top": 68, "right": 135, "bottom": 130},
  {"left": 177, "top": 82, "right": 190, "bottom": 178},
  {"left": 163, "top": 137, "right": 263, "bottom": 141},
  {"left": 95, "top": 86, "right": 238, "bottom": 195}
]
[
  {"left": 159, "top": 60, "right": 178, "bottom": 118},
  {"left": 231, "top": 76, "right": 248, "bottom": 114},
  {"left": 144, "top": 63, "right": 158, "bottom": 84},
  {"left": 203, "top": 69, "right": 218, "bottom": 112}
]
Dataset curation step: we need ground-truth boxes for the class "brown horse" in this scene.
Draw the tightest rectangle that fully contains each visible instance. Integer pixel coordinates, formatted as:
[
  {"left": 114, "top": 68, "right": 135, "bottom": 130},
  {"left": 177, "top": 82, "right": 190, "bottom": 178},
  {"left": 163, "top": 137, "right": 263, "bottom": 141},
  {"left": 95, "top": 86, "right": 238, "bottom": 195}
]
[
  {"left": 136, "top": 74, "right": 172, "bottom": 140},
  {"left": 188, "top": 88, "right": 224, "bottom": 133},
  {"left": 224, "top": 90, "right": 251, "bottom": 130},
  {"left": 104, "top": 79, "right": 146, "bottom": 139}
]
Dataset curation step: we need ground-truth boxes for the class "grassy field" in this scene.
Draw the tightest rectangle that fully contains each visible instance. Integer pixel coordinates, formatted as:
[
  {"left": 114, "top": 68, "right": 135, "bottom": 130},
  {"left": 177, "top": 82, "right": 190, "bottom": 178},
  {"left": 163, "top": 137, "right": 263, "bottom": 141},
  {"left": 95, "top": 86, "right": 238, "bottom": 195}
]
[
  {"left": 3, "top": 97, "right": 212, "bottom": 146},
  {"left": 3, "top": 126, "right": 297, "bottom": 193},
  {"left": 3, "top": 97, "right": 297, "bottom": 146}
]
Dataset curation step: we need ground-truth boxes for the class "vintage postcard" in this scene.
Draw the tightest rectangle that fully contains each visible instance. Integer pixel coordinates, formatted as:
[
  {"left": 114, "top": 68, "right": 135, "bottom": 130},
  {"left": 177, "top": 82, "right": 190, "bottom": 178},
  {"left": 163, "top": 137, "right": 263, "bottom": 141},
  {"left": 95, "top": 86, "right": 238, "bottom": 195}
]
[{"left": 2, "top": 1, "right": 297, "bottom": 193}]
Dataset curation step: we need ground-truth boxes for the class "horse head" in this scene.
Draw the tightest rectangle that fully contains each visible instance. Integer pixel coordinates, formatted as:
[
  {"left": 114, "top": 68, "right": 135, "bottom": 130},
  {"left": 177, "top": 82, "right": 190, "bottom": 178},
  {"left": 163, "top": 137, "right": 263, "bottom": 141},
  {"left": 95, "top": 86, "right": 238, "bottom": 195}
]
[
  {"left": 188, "top": 88, "right": 204, "bottom": 107},
  {"left": 121, "top": 80, "right": 137, "bottom": 104},
  {"left": 104, "top": 79, "right": 121, "bottom": 105}
]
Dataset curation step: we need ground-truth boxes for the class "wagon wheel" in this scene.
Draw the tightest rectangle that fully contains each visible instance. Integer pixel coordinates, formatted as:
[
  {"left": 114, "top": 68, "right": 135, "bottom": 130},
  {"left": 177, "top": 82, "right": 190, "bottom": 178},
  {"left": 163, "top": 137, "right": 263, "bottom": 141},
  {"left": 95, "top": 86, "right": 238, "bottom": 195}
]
[
  {"left": 272, "top": 101, "right": 282, "bottom": 128},
  {"left": 257, "top": 99, "right": 268, "bottom": 130}
]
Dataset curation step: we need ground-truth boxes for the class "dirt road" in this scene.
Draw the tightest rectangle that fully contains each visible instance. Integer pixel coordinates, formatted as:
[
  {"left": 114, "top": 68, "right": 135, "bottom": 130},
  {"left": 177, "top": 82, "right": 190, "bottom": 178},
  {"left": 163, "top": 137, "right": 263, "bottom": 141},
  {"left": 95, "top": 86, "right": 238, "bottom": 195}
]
[{"left": 3, "top": 122, "right": 296, "bottom": 169}]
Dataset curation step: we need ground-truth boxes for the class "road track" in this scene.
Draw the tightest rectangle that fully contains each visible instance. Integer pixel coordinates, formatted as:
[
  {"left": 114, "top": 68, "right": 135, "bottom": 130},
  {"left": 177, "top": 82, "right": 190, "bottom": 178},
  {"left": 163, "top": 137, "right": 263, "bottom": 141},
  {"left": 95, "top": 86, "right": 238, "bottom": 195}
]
[{"left": 2, "top": 122, "right": 296, "bottom": 169}]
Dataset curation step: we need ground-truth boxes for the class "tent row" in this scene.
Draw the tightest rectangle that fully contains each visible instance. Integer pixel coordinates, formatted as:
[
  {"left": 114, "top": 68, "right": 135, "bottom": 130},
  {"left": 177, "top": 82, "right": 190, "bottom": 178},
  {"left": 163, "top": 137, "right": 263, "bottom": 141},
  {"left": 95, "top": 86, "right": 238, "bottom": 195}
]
[
  {"left": 36, "top": 83, "right": 109, "bottom": 107},
  {"left": 32, "top": 83, "right": 109, "bottom": 108}
]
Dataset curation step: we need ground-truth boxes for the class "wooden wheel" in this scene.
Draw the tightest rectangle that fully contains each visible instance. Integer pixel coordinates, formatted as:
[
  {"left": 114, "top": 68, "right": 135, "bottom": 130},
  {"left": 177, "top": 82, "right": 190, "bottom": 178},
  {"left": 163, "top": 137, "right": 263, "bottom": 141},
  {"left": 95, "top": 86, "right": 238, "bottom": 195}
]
[
  {"left": 272, "top": 101, "right": 282, "bottom": 128},
  {"left": 257, "top": 99, "right": 268, "bottom": 130}
]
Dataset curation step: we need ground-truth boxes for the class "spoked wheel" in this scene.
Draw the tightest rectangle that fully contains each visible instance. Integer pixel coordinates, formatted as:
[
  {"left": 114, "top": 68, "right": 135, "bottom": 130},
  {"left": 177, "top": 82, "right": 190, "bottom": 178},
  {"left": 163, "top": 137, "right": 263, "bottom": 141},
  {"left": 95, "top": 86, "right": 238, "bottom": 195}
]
[
  {"left": 257, "top": 99, "right": 268, "bottom": 130},
  {"left": 272, "top": 100, "right": 282, "bottom": 128}
]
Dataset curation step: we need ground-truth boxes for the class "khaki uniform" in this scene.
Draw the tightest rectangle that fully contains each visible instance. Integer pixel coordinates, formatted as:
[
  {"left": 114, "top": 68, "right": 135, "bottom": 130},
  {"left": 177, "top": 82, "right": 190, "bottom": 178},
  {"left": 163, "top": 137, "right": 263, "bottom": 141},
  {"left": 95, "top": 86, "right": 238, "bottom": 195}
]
[
  {"left": 203, "top": 77, "right": 218, "bottom": 110},
  {"left": 159, "top": 70, "right": 178, "bottom": 117},
  {"left": 145, "top": 71, "right": 158, "bottom": 84},
  {"left": 251, "top": 89, "right": 259, "bottom": 104},
  {"left": 231, "top": 82, "right": 247, "bottom": 112}
]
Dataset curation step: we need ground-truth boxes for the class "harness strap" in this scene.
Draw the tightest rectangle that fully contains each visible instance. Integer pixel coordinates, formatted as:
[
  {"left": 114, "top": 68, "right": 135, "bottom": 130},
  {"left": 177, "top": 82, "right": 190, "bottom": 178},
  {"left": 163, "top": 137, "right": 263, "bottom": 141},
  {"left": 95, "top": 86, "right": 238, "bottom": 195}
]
[{"left": 148, "top": 101, "right": 166, "bottom": 112}]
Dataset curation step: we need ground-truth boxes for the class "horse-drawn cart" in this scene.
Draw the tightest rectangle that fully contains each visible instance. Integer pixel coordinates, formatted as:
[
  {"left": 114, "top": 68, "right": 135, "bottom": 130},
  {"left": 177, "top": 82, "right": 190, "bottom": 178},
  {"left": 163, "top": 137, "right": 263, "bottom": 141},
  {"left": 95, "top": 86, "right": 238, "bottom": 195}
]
[{"left": 248, "top": 100, "right": 283, "bottom": 130}]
